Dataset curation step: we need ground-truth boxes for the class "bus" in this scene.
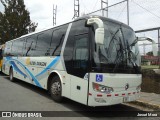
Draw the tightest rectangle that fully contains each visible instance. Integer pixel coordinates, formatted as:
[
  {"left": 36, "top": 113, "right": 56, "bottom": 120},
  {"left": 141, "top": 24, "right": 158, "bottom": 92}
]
[
  {"left": 2, "top": 15, "right": 152, "bottom": 106},
  {"left": 0, "top": 44, "right": 5, "bottom": 72}
]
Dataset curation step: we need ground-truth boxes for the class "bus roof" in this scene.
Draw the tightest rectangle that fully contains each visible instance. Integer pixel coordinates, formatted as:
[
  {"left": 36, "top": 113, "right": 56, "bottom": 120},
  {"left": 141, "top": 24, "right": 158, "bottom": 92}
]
[{"left": 6, "top": 15, "right": 133, "bottom": 43}]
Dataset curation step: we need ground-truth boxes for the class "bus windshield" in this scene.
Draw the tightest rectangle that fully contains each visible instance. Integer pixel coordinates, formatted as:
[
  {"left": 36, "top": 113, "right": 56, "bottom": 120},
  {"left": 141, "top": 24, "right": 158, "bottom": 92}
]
[{"left": 93, "top": 20, "right": 141, "bottom": 74}]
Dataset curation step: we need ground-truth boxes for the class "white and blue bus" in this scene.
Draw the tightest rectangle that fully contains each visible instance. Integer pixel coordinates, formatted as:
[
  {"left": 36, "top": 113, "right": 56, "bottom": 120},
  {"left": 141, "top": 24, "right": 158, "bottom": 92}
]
[{"left": 3, "top": 15, "right": 143, "bottom": 106}]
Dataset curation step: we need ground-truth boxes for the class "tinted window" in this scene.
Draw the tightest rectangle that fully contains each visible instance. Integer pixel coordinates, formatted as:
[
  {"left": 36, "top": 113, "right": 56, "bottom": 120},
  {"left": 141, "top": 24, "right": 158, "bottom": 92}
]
[
  {"left": 36, "top": 29, "right": 53, "bottom": 56},
  {"left": 13, "top": 38, "right": 24, "bottom": 56},
  {"left": 24, "top": 35, "right": 37, "bottom": 56},
  {"left": 11, "top": 40, "right": 23, "bottom": 56},
  {"left": 63, "top": 20, "right": 89, "bottom": 78},
  {"left": 4, "top": 42, "right": 12, "bottom": 56},
  {"left": 74, "top": 34, "right": 89, "bottom": 69},
  {"left": 10, "top": 41, "right": 16, "bottom": 56},
  {"left": 50, "top": 24, "right": 68, "bottom": 56}
]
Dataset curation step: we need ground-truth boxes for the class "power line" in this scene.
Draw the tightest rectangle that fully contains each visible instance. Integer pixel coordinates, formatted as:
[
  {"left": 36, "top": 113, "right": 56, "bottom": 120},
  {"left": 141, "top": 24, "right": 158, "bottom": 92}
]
[
  {"left": 92, "top": 0, "right": 99, "bottom": 12},
  {"left": 81, "top": 0, "right": 89, "bottom": 13},
  {"left": 116, "top": 3, "right": 127, "bottom": 20},
  {"left": 132, "top": 1, "right": 160, "bottom": 20}
]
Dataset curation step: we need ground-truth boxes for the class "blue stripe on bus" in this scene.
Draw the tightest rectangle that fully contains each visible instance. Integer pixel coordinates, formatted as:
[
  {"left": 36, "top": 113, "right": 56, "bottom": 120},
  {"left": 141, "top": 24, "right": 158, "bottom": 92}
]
[
  {"left": 6, "top": 57, "right": 27, "bottom": 77},
  {"left": 10, "top": 61, "right": 27, "bottom": 78},
  {"left": 5, "top": 57, "right": 60, "bottom": 88},
  {"left": 23, "top": 65, "right": 42, "bottom": 88},
  {"left": 5, "top": 57, "right": 42, "bottom": 88},
  {"left": 35, "top": 56, "right": 60, "bottom": 77}
]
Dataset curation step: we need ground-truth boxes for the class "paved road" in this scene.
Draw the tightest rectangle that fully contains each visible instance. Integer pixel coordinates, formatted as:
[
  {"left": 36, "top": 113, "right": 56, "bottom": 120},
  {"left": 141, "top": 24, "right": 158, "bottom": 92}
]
[{"left": 0, "top": 73, "right": 159, "bottom": 120}]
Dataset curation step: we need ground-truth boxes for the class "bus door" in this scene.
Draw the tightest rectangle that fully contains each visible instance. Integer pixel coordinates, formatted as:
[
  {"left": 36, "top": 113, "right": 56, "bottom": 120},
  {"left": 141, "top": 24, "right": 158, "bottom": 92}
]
[
  {"left": 70, "top": 34, "right": 89, "bottom": 105},
  {"left": 71, "top": 34, "right": 89, "bottom": 104},
  {"left": 63, "top": 33, "right": 89, "bottom": 105},
  {"left": 63, "top": 20, "right": 90, "bottom": 105}
]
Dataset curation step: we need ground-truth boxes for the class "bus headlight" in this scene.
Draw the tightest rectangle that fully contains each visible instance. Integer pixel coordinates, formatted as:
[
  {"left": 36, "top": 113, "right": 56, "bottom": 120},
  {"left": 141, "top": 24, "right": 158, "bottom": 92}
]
[{"left": 92, "top": 82, "right": 114, "bottom": 94}]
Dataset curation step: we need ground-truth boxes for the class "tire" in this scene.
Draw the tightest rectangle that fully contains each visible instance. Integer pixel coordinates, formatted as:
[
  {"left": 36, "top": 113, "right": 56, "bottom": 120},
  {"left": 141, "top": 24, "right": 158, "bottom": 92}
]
[
  {"left": 0, "top": 67, "right": 2, "bottom": 74},
  {"left": 9, "top": 68, "right": 15, "bottom": 82},
  {"left": 50, "top": 76, "right": 63, "bottom": 102},
  {"left": 0, "top": 66, "right": 2, "bottom": 73}
]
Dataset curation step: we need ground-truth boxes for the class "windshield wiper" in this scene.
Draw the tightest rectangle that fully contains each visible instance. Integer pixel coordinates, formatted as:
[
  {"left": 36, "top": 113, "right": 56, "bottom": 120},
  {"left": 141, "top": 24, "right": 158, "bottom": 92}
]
[
  {"left": 107, "top": 28, "right": 121, "bottom": 58},
  {"left": 52, "top": 34, "right": 64, "bottom": 56},
  {"left": 26, "top": 41, "right": 33, "bottom": 56},
  {"left": 111, "top": 26, "right": 140, "bottom": 73},
  {"left": 111, "top": 26, "right": 128, "bottom": 73},
  {"left": 112, "top": 36, "right": 126, "bottom": 72},
  {"left": 126, "top": 39, "right": 140, "bottom": 73}
]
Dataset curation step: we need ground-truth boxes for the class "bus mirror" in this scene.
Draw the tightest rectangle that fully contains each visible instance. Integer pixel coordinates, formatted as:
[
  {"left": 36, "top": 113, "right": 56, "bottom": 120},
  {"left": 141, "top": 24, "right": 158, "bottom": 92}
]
[
  {"left": 137, "top": 37, "right": 158, "bottom": 56},
  {"left": 95, "top": 28, "right": 104, "bottom": 45},
  {"left": 87, "top": 18, "right": 105, "bottom": 45},
  {"left": 87, "top": 18, "right": 104, "bottom": 28}
]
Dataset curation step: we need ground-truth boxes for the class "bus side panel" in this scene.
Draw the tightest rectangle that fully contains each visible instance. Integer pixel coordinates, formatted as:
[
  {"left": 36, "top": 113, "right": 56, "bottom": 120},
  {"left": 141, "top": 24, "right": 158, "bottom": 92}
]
[
  {"left": 3, "top": 56, "right": 64, "bottom": 89},
  {"left": 36, "top": 56, "right": 66, "bottom": 90},
  {"left": 70, "top": 75, "right": 88, "bottom": 105},
  {"left": 3, "top": 57, "right": 10, "bottom": 75}
]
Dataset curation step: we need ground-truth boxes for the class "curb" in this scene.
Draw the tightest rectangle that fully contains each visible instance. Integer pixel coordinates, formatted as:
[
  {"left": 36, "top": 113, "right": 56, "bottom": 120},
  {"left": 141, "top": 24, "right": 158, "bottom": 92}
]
[{"left": 128, "top": 100, "right": 160, "bottom": 111}]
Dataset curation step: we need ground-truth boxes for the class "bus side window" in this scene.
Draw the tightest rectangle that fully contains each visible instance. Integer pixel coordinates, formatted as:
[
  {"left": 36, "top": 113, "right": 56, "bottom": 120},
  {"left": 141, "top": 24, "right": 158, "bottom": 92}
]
[
  {"left": 74, "top": 34, "right": 89, "bottom": 69},
  {"left": 16, "top": 39, "right": 24, "bottom": 56},
  {"left": 36, "top": 29, "right": 53, "bottom": 56},
  {"left": 11, "top": 41, "right": 21, "bottom": 56},
  {"left": 63, "top": 19, "right": 89, "bottom": 78},
  {"left": 4, "top": 42, "right": 12, "bottom": 56},
  {"left": 51, "top": 24, "right": 68, "bottom": 56},
  {"left": 24, "top": 35, "right": 37, "bottom": 56}
]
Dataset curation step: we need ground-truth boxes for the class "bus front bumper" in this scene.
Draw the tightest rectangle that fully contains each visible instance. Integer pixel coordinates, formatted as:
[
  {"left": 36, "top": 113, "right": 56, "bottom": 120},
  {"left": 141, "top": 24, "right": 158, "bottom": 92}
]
[{"left": 87, "top": 91, "right": 140, "bottom": 107}]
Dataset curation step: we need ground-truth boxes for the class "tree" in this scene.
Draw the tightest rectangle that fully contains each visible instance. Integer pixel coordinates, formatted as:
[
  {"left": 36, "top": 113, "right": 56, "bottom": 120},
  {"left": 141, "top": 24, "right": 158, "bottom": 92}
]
[
  {"left": 0, "top": 0, "right": 38, "bottom": 44},
  {"left": 146, "top": 51, "right": 153, "bottom": 56}
]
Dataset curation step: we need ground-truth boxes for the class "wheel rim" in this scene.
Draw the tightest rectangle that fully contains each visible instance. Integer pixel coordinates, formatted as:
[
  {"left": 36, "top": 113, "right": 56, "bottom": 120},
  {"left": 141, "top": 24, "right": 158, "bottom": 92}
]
[{"left": 51, "top": 81, "right": 61, "bottom": 96}]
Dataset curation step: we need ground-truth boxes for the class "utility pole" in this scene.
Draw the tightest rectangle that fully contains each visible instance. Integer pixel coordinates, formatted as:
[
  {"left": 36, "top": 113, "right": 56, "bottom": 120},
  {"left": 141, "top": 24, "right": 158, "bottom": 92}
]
[
  {"left": 53, "top": 5, "right": 57, "bottom": 26},
  {"left": 158, "top": 29, "right": 160, "bottom": 68},
  {"left": 158, "top": 29, "right": 160, "bottom": 53},
  {"left": 101, "top": 0, "right": 108, "bottom": 17},
  {"left": 127, "top": 0, "right": 129, "bottom": 25},
  {"left": 73, "top": 0, "right": 80, "bottom": 19},
  {"left": 143, "top": 43, "right": 146, "bottom": 56}
]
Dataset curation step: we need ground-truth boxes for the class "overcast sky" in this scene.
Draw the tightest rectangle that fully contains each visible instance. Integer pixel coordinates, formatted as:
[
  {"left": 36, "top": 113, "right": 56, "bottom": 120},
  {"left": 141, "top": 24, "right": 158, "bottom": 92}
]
[
  {"left": 23, "top": 0, "right": 159, "bottom": 54},
  {"left": 1, "top": 0, "right": 160, "bottom": 54},
  {"left": 23, "top": 0, "right": 124, "bottom": 31},
  {"left": 1, "top": 0, "right": 160, "bottom": 32}
]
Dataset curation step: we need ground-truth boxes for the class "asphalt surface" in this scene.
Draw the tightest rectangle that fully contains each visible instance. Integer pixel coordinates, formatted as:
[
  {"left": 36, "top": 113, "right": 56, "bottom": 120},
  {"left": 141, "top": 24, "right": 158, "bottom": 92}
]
[{"left": 0, "top": 73, "right": 159, "bottom": 120}]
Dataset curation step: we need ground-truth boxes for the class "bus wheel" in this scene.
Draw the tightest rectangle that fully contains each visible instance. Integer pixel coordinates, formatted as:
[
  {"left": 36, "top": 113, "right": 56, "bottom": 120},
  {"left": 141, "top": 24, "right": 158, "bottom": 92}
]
[
  {"left": 50, "top": 76, "right": 63, "bottom": 102},
  {"left": 9, "top": 68, "right": 15, "bottom": 82}
]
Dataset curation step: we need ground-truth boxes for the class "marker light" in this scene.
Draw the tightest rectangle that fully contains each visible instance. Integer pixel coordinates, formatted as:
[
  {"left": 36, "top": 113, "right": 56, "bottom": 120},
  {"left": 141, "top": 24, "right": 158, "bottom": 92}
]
[{"left": 92, "top": 82, "right": 114, "bottom": 94}]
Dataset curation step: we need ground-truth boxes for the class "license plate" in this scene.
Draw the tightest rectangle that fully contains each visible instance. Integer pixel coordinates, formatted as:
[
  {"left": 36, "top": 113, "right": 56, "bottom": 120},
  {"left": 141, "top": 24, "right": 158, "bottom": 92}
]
[{"left": 123, "top": 97, "right": 129, "bottom": 102}]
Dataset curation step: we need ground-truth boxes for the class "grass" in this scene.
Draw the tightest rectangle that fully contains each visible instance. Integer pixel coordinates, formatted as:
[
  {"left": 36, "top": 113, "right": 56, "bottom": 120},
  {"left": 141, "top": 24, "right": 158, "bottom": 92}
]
[{"left": 141, "top": 65, "right": 159, "bottom": 69}]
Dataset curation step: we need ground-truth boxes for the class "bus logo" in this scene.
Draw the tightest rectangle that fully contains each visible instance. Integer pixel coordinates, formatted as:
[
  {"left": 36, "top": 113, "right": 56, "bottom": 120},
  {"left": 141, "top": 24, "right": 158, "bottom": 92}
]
[
  {"left": 125, "top": 83, "right": 129, "bottom": 90},
  {"left": 96, "top": 74, "right": 103, "bottom": 82}
]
